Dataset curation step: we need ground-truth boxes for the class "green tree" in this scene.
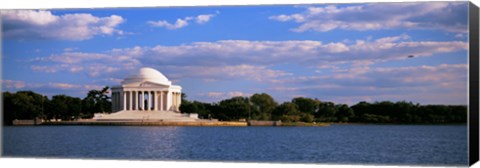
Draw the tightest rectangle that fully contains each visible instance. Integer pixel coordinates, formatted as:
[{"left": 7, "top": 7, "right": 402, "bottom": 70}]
[
  {"left": 392, "top": 101, "right": 416, "bottom": 123},
  {"left": 49, "top": 95, "right": 69, "bottom": 120},
  {"left": 3, "top": 92, "right": 15, "bottom": 124},
  {"left": 335, "top": 104, "right": 354, "bottom": 122},
  {"left": 217, "top": 96, "right": 251, "bottom": 121},
  {"left": 179, "top": 93, "right": 193, "bottom": 113},
  {"left": 82, "top": 86, "right": 111, "bottom": 117},
  {"left": 3, "top": 91, "right": 46, "bottom": 125},
  {"left": 316, "top": 101, "right": 337, "bottom": 121},
  {"left": 292, "top": 97, "right": 319, "bottom": 114},
  {"left": 180, "top": 101, "right": 198, "bottom": 113},
  {"left": 12, "top": 91, "right": 44, "bottom": 119},
  {"left": 179, "top": 93, "right": 214, "bottom": 119},
  {"left": 191, "top": 101, "right": 212, "bottom": 119},
  {"left": 300, "top": 113, "right": 315, "bottom": 122},
  {"left": 250, "top": 93, "right": 277, "bottom": 120},
  {"left": 272, "top": 102, "right": 300, "bottom": 121},
  {"left": 67, "top": 96, "right": 82, "bottom": 120}
]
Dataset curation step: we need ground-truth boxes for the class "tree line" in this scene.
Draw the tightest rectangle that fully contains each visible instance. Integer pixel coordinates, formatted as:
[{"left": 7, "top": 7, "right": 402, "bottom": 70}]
[
  {"left": 3, "top": 89, "right": 466, "bottom": 125},
  {"left": 180, "top": 93, "right": 467, "bottom": 124},
  {"left": 3, "top": 87, "right": 111, "bottom": 125}
]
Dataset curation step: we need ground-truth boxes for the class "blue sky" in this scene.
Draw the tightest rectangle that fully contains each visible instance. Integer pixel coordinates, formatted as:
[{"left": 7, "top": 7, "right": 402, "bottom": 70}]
[{"left": 1, "top": 2, "right": 469, "bottom": 105}]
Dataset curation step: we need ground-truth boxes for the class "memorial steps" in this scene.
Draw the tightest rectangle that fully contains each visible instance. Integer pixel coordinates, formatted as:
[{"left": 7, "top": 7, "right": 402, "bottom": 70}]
[{"left": 93, "top": 110, "right": 198, "bottom": 122}]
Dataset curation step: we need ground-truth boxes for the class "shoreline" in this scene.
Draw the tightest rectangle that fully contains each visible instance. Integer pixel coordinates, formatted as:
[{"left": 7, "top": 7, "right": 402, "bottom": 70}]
[
  {"left": 40, "top": 120, "right": 248, "bottom": 126},
  {"left": 330, "top": 122, "right": 467, "bottom": 125},
  {"left": 9, "top": 119, "right": 466, "bottom": 127}
]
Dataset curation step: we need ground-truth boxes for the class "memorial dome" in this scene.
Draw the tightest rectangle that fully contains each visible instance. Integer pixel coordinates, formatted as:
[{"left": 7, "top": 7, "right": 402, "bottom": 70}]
[{"left": 121, "top": 67, "right": 172, "bottom": 85}]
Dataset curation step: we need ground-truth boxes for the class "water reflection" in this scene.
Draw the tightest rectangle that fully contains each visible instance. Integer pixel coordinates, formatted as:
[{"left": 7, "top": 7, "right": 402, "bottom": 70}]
[{"left": 3, "top": 125, "right": 468, "bottom": 165}]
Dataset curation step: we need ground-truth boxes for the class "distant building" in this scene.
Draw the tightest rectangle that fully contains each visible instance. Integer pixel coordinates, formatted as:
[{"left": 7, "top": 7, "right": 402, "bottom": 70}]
[
  {"left": 111, "top": 67, "right": 182, "bottom": 112},
  {"left": 93, "top": 67, "right": 195, "bottom": 121}
]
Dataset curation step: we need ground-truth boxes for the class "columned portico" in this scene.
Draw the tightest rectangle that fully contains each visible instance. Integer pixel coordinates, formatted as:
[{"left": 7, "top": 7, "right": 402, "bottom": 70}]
[{"left": 111, "top": 67, "right": 182, "bottom": 113}]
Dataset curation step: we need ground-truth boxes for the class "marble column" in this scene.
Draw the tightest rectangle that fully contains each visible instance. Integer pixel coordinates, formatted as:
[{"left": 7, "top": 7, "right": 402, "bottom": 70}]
[
  {"left": 155, "top": 91, "right": 158, "bottom": 111},
  {"left": 154, "top": 91, "right": 158, "bottom": 111},
  {"left": 140, "top": 91, "right": 144, "bottom": 111},
  {"left": 160, "top": 91, "right": 164, "bottom": 111},
  {"left": 135, "top": 91, "right": 139, "bottom": 110},
  {"left": 125, "top": 91, "right": 128, "bottom": 111},
  {"left": 154, "top": 91, "right": 157, "bottom": 111},
  {"left": 139, "top": 91, "right": 142, "bottom": 110},
  {"left": 172, "top": 92, "right": 175, "bottom": 111},
  {"left": 148, "top": 91, "right": 152, "bottom": 111}
]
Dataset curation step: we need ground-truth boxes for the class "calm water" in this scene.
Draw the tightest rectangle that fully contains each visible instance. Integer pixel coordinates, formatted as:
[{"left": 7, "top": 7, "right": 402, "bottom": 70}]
[{"left": 2, "top": 125, "right": 468, "bottom": 166}]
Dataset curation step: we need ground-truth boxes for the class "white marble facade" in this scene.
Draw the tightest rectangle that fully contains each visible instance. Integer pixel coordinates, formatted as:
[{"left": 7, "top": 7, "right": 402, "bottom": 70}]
[{"left": 111, "top": 67, "right": 182, "bottom": 112}]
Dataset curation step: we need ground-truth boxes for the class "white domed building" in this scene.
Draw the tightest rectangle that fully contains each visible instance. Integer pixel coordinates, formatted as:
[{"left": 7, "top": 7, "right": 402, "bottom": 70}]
[
  {"left": 112, "top": 67, "right": 182, "bottom": 112},
  {"left": 94, "top": 67, "right": 198, "bottom": 121}
]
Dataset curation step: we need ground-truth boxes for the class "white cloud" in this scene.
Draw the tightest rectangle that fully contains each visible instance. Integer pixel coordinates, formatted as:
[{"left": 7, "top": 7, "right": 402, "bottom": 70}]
[
  {"left": 27, "top": 35, "right": 467, "bottom": 88},
  {"left": 148, "top": 13, "right": 217, "bottom": 29},
  {"left": 2, "top": 79, "right": 107, "bottom": 98},
  {"left": 147, "top": 36, "right": 466, "bottom": 66},
  {"left": 272, "top": 64, "right": 467, "bottom": 105},
  {"left": 148, "top": 17, "right": 191, "bottom": 30},
  {"left": 269, "top": 2, "right": 467, "bottom": 33},
  {"left": 1, "top": 10, "right": 125, "bottom": 40},
  {"left": 86, "top": 65, "right": 120, "bottom": 77},
  {"left": 24, "top": 35, "right": 467, "bottom": 105},
  {"left": 31, "top": 66, "right": 58, "bottom": 73},
  {"left": 228, "top": 91, "right": 249, "bottom": 97},
  {"left": 269, "top": 14, "right": 304, "bottom": 22},
  {"left": 195, "top": 14, "right": 215, "bottom": 24},
  {"left": 36, "top": 52, "right": 109, "bottom": 64},
  {"left": 29, "top": 49, "right": 141, "bottom": 78},
  {"left": 49, "top": 83, "right": 81, "bottom": 89},
  {"left": 1, "top": 10, "right": 58, "bottom": 25},
  {"left": 165, "top": 64, "right": 291, "bottom": 83}
]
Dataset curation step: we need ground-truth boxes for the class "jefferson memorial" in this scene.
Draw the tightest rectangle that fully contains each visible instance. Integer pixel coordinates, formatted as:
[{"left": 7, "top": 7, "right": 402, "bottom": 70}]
[
  {"left": 111, "top": 67, "right": 182, "bottom": 112},
  {"left": 93, "top": 67, "right": 198, "bottom": 121}
]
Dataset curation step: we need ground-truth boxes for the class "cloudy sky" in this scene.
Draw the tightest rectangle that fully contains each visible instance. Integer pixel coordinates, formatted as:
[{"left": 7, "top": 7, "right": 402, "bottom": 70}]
[{"left": 1, "top": 2, "right": 469, "bottom": 105}]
